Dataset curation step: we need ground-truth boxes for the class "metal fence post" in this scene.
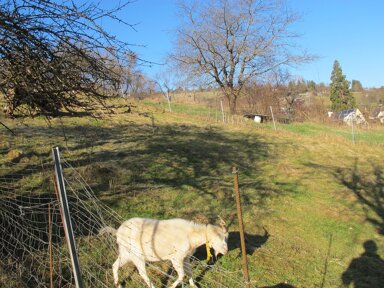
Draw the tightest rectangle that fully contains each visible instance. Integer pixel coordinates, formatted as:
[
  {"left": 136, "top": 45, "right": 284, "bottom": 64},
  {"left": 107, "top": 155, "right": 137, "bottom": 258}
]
[{"left": 52, "top": 147, "right": 84, "bottom": 288}]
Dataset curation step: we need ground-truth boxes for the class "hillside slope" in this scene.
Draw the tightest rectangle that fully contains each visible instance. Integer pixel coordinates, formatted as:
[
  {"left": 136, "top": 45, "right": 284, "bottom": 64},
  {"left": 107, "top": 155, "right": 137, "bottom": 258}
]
[{"left": 1, "top": 99, "right": 383, "bottom": 287}]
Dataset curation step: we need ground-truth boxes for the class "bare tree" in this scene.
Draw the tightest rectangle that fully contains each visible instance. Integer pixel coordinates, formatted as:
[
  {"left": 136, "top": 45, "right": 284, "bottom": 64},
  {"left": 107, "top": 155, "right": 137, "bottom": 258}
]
[
  {"left": 275, "top": 71, "right": 303, "bottom": 121},
  {"left": 154, "top": 70, "right": 178, "bottom": 112},
  {"left": 243, "top": 82, "right": 280, "bottom": 115},
  {"left": 0, "top": 0, "right": 136, "bottom": 117},
  {"left": 171, "top": 0, "right": 313, "bottom": 114}
]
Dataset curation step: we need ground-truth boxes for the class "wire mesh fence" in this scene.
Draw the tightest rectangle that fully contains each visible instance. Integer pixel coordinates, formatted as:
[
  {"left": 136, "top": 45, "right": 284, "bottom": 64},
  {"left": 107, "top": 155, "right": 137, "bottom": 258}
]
[{"left": 0, "top": 152, "right": 245, "bottom": 287}]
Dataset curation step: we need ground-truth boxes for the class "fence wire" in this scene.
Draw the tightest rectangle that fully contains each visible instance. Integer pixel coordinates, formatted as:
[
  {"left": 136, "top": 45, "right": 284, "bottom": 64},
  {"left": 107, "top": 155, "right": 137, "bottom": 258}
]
[{"left": 0, "top": 154, "right": 246, "bottom": 288}]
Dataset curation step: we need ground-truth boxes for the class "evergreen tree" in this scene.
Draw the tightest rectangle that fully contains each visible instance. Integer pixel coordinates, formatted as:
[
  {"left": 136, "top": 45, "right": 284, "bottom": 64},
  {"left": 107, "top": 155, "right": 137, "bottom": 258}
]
[{"left": 330, "top": 60, "right": 355, "bottom": 111}]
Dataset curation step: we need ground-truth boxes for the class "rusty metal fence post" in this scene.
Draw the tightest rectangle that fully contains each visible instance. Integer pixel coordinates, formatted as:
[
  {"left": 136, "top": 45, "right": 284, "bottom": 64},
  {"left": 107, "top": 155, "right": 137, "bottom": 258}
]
[{"left": 232, "top": 166, "right": 251, "bottom": 288}]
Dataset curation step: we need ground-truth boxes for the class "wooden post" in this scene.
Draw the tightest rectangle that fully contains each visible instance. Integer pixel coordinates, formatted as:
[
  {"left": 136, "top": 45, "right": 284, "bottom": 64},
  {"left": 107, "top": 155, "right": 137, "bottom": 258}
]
[
  {"left": 232, "top": 167, "right": 251, "bottom": 288},
  {"left": 150, "top": 114, "right": 155, "bottom": 134},
  {"left": 48, "top": 202, "right": 53, "bottom": 288},
  {"left": 215, "top": 107, "right": 218, "bottom": 122},
  {"left": 208, "top": 106, "right": 211, "bottom": 121},
  {"left": 166, "top": 90, "right": 172, "bottom": 112},
  {"left": 351, "top": 116, "right": 355, "bottom": 144},
  {"left": 270, "top": 106, "right": 277, "bottom": 131},
  {"left": 221, "top": 100, "right": 225, "bottom": 123}
]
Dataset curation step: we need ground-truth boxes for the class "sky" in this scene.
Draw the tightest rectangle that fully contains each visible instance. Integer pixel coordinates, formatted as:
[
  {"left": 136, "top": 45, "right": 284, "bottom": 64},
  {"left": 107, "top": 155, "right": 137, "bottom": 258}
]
[{"left": 104, "top": 0, "right": 384, "bottom": 88}]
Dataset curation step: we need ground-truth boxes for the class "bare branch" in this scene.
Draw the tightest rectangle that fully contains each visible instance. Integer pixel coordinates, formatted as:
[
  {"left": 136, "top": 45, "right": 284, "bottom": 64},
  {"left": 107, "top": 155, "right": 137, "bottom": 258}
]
[{"left": 0, "top": 0, "right": 137, "bottom": 118}]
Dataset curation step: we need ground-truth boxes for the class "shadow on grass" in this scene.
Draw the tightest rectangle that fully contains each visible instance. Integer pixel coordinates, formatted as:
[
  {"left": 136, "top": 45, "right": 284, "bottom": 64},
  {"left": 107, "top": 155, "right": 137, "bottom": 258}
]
[
  {"left": 259, "top": 284, "right": 296, "bottom": 288},
  {"left": 304, "top": 159, "right": 384, "bottom": 236},
  {"left": 191, "top": 246, "right": 230, "bottom": 288},
  {"left": 156, "top": 227, "right": 270, "bottom": 287},
  {"left": 332, "top": 161, "right": 384, "bottom": 286},
  {"left": 183, "top": 228, "right": 269, "bottom": 287},
  {"left": 228, "top": 228, "right": 270, "bottom": 255},
  {"left": 341, "top": 240, "right": 384, "bottom": 288},
  {"left": 1, "top": 118, "right": 314, "bottom": 287},
  {"left": 157, "top": 245, "right": 235, "bottom": 288},
  {"left": 333, "top": 159, "right": 384, "bottom": 235},
  {"left": 299, "top": 160, "right": 384, "bottom": 288},
  {"left": 3, "top": 122, "right": 283, "bottom": 213},
  {"left": 0, "top": 123, "right": 300, "bottom": 220}
]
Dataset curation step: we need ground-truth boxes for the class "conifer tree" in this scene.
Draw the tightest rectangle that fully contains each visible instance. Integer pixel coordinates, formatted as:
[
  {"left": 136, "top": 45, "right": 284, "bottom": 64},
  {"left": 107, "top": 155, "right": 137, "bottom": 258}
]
[{"left": 330, "top": 60, "right": 355, "bottom": 111}]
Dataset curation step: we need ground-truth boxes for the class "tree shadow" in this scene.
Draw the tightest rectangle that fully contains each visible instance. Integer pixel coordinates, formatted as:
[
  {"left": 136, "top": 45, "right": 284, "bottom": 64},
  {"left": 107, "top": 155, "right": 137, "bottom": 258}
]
[
  {"left": 259, "top": 284, "right": 296, "bottom": 288},
  {"left": 304, "top": 159, "right": 384, "bottom": 235},
  {"left": 2, "top": 121, "right": 288, "bottom": 214},
  {"left": 333, "top": 159, "right": 384, "bottom": 235},
  {"left": 341, "top": 240, "right": 384, "bottom": 288},
  {"left": 0, "top": 118, "right": 315, "bottom": 287},
  {"left": 259, "top": 283, "right": 296, "bottom": 288}
]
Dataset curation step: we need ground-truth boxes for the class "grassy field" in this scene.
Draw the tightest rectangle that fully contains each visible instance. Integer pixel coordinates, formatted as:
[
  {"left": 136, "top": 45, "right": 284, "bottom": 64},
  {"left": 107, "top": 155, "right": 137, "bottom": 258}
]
[{"left": 1, "top": 98, "right": 383, "bottom": 287}]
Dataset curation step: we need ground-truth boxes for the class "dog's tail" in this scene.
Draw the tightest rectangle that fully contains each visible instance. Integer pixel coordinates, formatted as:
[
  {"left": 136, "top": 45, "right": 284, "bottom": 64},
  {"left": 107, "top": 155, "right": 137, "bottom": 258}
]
[{"left": 99, "top": 226, "right": 117, "bottom": 237}]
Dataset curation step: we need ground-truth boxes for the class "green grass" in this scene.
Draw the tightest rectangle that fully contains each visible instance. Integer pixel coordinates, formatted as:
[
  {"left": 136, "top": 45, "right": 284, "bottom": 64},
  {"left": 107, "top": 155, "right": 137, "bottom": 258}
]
[
  {"left": 277, "top": 121, "right": 384, "bottom": 144},
  {"left": 1, "top": 98, "right": 384, "bottom": 287},
  {"left": 143, "top": 100, "right": 223, "bottom": 119}
]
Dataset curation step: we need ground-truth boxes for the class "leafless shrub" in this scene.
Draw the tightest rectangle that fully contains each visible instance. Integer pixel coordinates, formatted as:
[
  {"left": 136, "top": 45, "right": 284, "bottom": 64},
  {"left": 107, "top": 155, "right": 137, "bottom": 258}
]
[{"left": 0, "top": 0, "right": 136, "bottom": 117}]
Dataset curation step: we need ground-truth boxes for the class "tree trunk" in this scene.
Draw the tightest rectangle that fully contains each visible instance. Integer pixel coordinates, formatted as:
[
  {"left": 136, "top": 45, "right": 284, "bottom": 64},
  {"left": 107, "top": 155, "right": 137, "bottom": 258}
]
[{"left": 228, "top": 94, "right": 237, "bottom": 115}]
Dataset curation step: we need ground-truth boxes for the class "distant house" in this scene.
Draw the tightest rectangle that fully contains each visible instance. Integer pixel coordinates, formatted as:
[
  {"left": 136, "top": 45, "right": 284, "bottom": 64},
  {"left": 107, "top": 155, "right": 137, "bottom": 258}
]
[
  {"left": 378, "top": 112, "right": 384, "bottom": 124},
  {"left": 328, "top": 108, "right": 367, "bottom": 125},
  {"left": 369, "top": 107, "right": 384, "bottom": 124}
]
